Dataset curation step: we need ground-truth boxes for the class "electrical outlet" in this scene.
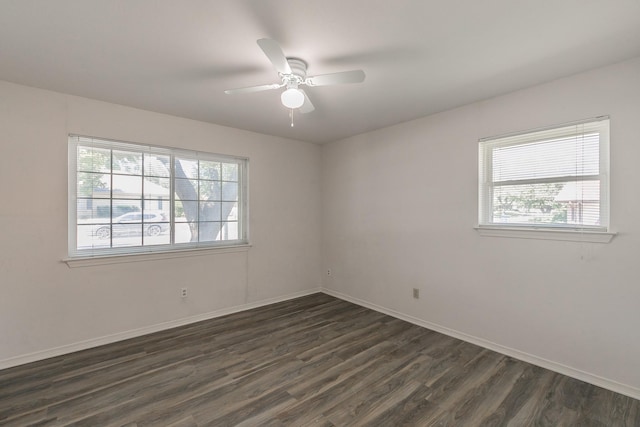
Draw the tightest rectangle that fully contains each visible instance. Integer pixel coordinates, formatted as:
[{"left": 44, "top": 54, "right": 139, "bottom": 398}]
[
  {"left": 181, "top": 287, "right": 188, "bottom": 298},
  {"left": 327, "top": 269, "right": 332, "bottom": 276},
  {"left": 413, "top": 288, "right": 419, "bottom": 299}
]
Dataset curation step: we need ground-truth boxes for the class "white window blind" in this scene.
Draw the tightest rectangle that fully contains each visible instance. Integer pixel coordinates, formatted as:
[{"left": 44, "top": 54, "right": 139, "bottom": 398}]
[
  {"left": 478, "top": 117, "right": 609, "bottom": 231},
  {"left": 69, "top": 135, "right": 248, "bottom": 257}
]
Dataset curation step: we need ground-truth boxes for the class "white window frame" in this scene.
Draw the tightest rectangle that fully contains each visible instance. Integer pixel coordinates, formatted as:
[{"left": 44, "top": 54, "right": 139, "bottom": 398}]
[
  {"left": 477, "top": 117, "right": 615, "bottom": 243},
  {"left": 67, "top": 135, "right": 249, "bottom": 262}
]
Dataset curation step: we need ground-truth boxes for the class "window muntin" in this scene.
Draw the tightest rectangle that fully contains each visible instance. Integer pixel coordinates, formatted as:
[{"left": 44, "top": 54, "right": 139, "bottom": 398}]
[
  {"left": 478, "top": 117, "right": 609, "bottom": 231},
  {"left": 69, "top": 136, "right": 248, "bottom": 257}
]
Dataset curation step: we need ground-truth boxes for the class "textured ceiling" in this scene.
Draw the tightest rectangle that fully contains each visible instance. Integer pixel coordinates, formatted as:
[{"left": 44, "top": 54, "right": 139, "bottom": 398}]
[{"left": 1, "top": 0, "right": 640, "bottom": 143}]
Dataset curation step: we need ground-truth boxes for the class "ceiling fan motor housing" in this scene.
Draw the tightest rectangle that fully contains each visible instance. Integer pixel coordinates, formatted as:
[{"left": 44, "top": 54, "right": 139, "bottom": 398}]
[{"left": 283, "top": 58, "right": 307, "bottom": 87}]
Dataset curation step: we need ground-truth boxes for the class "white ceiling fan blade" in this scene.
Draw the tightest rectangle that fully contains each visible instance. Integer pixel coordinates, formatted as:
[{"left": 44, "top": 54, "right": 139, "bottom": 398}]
[
  {"left": 224, "top": 83, "right": 281, "bottom": 95},
  {"left": 299, "top": 90, "right": 315, "bottom": 114},
  {"left": 257, "top": 38, "right": 292, "bottom": 75},
  {"left": 305, "top": 70, "right": 365, "bottom": 86}
]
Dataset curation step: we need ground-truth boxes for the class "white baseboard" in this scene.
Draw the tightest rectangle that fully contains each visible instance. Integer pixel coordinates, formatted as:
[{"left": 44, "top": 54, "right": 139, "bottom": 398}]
[
  {"left": 0, "top": 288, "right": 321, "bottom": 371},
  {"left": 4, "top": 286, "right": 638, "bottom": 401},
  {"left": 321, "top": 288, "right": 640, "bottom": 401}
]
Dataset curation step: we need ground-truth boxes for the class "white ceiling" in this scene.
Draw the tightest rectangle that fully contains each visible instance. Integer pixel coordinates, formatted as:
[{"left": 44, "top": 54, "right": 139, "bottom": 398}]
[{"left": 1, "top": 1, "right": 640, "bottom": 144}]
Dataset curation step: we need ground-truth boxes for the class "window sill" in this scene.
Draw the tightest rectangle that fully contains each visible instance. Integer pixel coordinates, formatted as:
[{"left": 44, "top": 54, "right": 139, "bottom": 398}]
[
  {"left": 474, "top": 227, "right": 616, "bottom": 243},
  {"left": 63, "top": 244, "right": 252, "bottom": 268}
]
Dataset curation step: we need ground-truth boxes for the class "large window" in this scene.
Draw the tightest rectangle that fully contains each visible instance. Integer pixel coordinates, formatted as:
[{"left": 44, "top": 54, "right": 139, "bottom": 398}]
[
  {"left": 69, "top": 135, "right": 248, "bottom": 257},
  {"left": 478, "top": 117, "right": 609, "bottom": 231}
]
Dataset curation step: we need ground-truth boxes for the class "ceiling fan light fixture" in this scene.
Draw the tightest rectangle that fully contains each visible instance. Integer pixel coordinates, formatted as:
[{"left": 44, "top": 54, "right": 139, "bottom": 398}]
[{"left": 281, "top": 88, "right": 305, "bottom": 109}]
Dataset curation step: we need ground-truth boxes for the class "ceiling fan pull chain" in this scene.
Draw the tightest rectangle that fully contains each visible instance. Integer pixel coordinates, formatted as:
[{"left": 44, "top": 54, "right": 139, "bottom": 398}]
[{"left": 290, "top": 109, "right": 295, "bottom": 127}]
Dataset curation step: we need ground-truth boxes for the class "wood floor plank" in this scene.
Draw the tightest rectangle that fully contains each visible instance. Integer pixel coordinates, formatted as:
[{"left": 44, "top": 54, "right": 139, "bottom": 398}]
[
  {"left": 356, "top": 384, "right": 439, "bottom": 426},
  {"left": 324, "top": 356, "right": 431, "bottom": 425},
  {"left": 424, "top": 349, "right": 506, "bottom": 408},
  {"left": 285, "top": 340, "right": 397, "bottom": 401},
  {"left": 0, "top": 408, "right": 57, "bottom": 427},
  {"left": 1, "top": 293, "right": 638, "bottom": 426},
  {"left": 166, "top": 415, "right": 198, "bottom": 427},
  {"left": 49, "top": 355, "right": 230, "bottom": 425},
  {"left": 427, "top": 356, "right": 527, "bottom": 425},
  {"left": 277, "top": 350, "right": 417, "bottom": 425},
  {"left": 577, "top": 386, "right": 640, "bottom": 426}
]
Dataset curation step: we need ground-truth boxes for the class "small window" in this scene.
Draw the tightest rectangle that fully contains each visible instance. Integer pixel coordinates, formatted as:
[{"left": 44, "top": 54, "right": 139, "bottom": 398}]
[
  {"left": 478, "top": 117, "right": 609, "bottom": 231},
  {"left": 69, "top": 135, "right": 248, "bottom": 257}
]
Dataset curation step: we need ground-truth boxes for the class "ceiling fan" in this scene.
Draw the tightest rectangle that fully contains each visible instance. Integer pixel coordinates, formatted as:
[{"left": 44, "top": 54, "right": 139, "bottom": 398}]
[{"left": 224, "top": 39, "right": 365, "bottom": 119}]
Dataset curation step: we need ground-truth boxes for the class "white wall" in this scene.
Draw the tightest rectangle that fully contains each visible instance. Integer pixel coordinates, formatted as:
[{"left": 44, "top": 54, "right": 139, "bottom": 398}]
[
  {"left": 0, "top": 81, "right": 322, "bottom": 365},
  {"left": 3, "top": 55, "right": 640, "bottom": 398},
  {"left": 322, "top": 56, "right": 640, "bottom": 396}
]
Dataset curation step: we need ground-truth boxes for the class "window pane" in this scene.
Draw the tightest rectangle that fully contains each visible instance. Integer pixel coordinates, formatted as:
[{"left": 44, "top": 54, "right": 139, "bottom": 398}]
[
  {"left": 77, "top": 224, "right": 111, "bottom": 249},
  {"left": 554, "top": 181, "right": 601, "bottom": 226},
  {"left": 222, "top": 163, "right": 238, "bottom": 181},
  {"left": 200, "top": 161, "right": 221, "bottom": 180},
  {"left": 144, "top": 154, "right": 170, "bottom": 177},
  {"left": 174, "top": 222, "right": 195, "bottom": 243},
  {"left": 198, "top": 222, "right": 221, "bottom": 242},
  {"left": 143, "top": 221, "right": 169, "bottom": 237},
  {"left": 492, "top": 181, "right": 600, "bottom": 227},
  {"left": 143, "top": 200, "right": 170, "bottom": 218},
  {"left": 77, "top": 172, "right": 110, "bottom": 198},
  {"left": 141, "top": 210, "right": 170, "bottom": 239},
  {"left": 222, "top": 202, "right": 238, "bottom": 221},
  {"left": 200, "top": 201, "right": 220, "bottom": 221},
  {"left": 112, "top": 224, "right": 142, "bottom": 247},
  {"left": 145, "top": 232, "right": 170, "bottom": 246},
  {"left": 174, "top": 178, "right": 198, "bottom": 200},
  {"left": 221, "top": 182, "right": 238, "bottom": 201},
  {"left": 200, "top": 181, "right": 221, "bottom": 201},
  {"left": 175, "top": 158, "right": 198, "bottom": 179},
  {"left": 112, "top": 175, "right": 142, "bottom": 198},
  {"left": 220, "top": 221, "right": 239, "bottom": 240},
  {"left": 77, "top": 198, "right": 111, "bottom": 220},
  {"left": 143, "top": 177, "right": 170, "bottom": 199},
  {"left": 77, "top": 146, "right": 110, "bottom": 173},
  {"left": 175, "top": 200, "right": 198, "bottom": 222},
  {"left": 112, "top": 200, "right": 142, "bottom": 218},
  {"left": 112, "top": 150, "right": 142, "bottom": 175}
]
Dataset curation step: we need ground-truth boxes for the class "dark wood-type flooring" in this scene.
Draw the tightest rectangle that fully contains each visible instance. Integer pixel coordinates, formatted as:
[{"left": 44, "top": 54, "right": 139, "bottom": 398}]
[{"left": 1, "top": 293, "right": 639, "bottom": 426}]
